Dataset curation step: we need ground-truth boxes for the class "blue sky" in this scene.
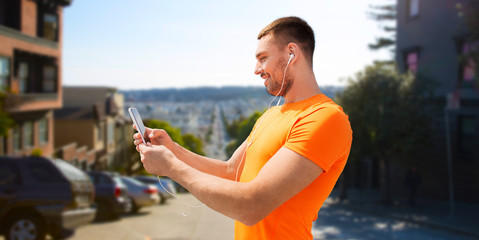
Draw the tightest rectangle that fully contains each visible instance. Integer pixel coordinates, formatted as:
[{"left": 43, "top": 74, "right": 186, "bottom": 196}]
[{"left": 63, "top": 0, "right": 392, "bottom": 90}]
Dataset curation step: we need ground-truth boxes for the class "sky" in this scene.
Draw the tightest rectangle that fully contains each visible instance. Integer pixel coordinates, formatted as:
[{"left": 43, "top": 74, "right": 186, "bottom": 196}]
[{"left": 62, "top": 0, "right": 393, "bottom": 90}]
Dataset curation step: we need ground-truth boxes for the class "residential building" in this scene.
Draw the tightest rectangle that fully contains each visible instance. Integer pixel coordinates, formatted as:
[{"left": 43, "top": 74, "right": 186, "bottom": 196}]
[
  {"left": 54, "top": 86, "right": 132, "bottom": 170},
  {"left": 395, "top": 0, "right": 478, "bottom": 201},
  {"left": 0, "top": 0, "right": 72, "bottom": 157}
]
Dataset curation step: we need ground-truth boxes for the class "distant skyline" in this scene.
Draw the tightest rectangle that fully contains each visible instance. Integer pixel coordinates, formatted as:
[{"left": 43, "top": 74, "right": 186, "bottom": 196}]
[{"left": 63, "top": 0, "right": 392, "bottom": 90}]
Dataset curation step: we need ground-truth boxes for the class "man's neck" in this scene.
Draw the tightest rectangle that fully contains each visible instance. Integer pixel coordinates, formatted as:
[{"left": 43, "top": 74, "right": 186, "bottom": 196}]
[{"left": 284, "top": 70, "right": 322, "bottom": 104}]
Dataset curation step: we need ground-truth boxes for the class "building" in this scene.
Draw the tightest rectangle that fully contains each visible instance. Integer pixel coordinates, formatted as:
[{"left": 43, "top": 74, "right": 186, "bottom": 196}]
[
  {"left": 54, "top": 86, "right": 132, "bottom": 170},
  {"left": 395, "top": 0, "right": 478, "bottom": 201},
  {"left": 0, "top": 0, "right": 72, "bottom": 157}
]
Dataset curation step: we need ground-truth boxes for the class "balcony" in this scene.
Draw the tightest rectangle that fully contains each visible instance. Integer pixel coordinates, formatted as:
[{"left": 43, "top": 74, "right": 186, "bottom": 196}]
[{"left": 4, "top": 92, "right": 60, "bottom": 113}]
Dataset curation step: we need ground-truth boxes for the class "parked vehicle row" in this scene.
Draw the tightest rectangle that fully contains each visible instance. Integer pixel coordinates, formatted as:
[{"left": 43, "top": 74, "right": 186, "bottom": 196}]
[
  {"left": 120, "top": 176, "right": 159, "bottom": 213},
  {"left": 0, "top": 156, "right": 181, "bottom": 240},
  {"left": 134, "top": 175, "right": 177, "bottom": 204},
  {"left": 0, "top": 156, "right": 96, "bottom": 240}
]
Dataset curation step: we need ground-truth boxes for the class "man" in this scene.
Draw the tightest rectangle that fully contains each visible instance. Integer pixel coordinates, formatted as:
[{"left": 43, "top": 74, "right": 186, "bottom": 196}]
[{"left": 134, "top": 16, "right": 352, "bottom": 240}]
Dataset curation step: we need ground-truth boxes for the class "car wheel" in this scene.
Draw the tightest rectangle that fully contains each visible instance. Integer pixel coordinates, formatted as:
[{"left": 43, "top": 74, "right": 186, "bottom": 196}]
[
  {"left": 96, "top": 200, "right": 117, "bottom": 221},
  {"left": 5, "top": 213, "right": 46, "bottom": 240},
  {"left": 159, "top": 194, "right": 166, "bottom": 204},
  {"left": 130, "top": 197, "right": 140, "bottom": 213}
]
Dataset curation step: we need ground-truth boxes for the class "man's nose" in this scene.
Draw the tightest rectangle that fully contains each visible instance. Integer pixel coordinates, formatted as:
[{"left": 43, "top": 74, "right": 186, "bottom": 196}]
[{"left": 254, "top": 62, "right": 262, "bottom": 75}]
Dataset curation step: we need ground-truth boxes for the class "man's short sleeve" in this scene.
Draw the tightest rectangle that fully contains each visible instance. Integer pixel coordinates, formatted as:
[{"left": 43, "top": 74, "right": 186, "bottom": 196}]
[{"left": 284, "top": 105, "right": 352, "bottom": 172}]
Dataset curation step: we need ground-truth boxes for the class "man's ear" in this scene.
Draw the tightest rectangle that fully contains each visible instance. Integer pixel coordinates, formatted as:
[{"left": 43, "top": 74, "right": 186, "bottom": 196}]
[{"left": 287, "top": 42, "right": 300, "bottom": 63}]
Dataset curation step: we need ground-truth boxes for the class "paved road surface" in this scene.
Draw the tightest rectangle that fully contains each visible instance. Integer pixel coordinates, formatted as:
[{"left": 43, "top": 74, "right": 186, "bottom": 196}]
[
  {"left": 70, "top": 194, "right": 234, "bottom": 240},
  {"left": 313, "top": 201, "right": 478, "bottom": 240}
]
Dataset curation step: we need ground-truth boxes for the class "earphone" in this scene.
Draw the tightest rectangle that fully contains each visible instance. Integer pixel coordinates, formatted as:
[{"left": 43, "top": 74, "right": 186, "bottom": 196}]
[
  {"left": 235, "top": 51, "right": 295, "bottom": 182},
  {"left": 157, "top": 51, "right": 296, "bottom": 215},
  {"left": 270, "top": 52, "right": 294, "bottom": 108}
]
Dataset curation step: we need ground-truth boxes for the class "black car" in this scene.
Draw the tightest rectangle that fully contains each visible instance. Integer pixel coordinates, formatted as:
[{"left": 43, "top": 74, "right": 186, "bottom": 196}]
[
  {"left": 0, "top": 156, "right": 96, "bottom": 240},
  {"left": 87, "top": 171, "right": 131, "bottom": 220}
]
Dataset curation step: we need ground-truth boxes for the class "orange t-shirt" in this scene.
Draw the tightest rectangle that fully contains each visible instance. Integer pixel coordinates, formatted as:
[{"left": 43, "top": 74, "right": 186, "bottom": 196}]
[{"left": 234, "top": 94, "right": 352, "bottom": 240}]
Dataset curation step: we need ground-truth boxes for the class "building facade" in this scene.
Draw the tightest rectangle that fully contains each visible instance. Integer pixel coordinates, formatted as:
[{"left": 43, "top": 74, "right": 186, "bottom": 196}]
[
  {"left": 396, "top": 0, "right": 478, "bottom": 201},
  {"left": 0, "top": 0, "right": 72, "bottom": 157},
  {"left": 54, "top": 86, "right": 132, "bottom": 170}
]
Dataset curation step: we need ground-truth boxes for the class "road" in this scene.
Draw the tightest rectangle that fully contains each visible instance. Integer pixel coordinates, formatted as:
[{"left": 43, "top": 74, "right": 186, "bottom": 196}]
[
  {"left": 204, "top": 104, "right": 227, "bottom": 160},
  {"left": 3, "top": 194, "right": 474, "bottom": 240},
  {"left": 69, "top": 194, "right": 234, "bottom": 240},
  {"left": 312, "top": 201, "right": 477, "bottom": 240}
]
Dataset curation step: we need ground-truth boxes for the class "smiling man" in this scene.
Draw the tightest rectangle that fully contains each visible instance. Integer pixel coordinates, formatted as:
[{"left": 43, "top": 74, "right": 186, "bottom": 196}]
[{"left": 135, "top": 16, "right": 352, "bottom": 240}]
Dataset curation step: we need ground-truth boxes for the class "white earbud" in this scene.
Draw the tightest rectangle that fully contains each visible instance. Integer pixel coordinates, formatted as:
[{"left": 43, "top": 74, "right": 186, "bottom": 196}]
[{"left": 288, "top": 53, "right": 294, "bottom": 63}]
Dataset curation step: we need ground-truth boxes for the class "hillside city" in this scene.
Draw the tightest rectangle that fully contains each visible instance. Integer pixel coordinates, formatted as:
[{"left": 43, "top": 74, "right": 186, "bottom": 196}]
[{"left": 122, "top": 86, "right": 344, "bottom": 160}]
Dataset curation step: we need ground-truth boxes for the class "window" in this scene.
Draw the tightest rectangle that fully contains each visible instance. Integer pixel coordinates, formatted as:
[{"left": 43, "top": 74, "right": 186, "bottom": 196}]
[
  {"left": 28, "top": 163, "right": 63, "bottom": 183},
  {"left": 408, "top": 0, "right": 420, "bottom": 18},
  {"left": 458, "top": 116, "right": 476, "bottom": 154},
  {"left": 97, "top": 175, "right": 113, "bottom": 184},
  {"left": 13, "top": 126, "right": 21, "bottom": 151},
  {"left": 406, "top": 51, "right": 419, "bottom": 74},
  {"left": 97, "top": 122, "right": 104, "bottom": 141},
  {"left": 461, "top": 41, "right": 477, "bottom": 83},
  {"left": 18, "top": 62, "right": 28, "bottom": 93},
  {"left": 0, "top": 162, "right": 21, "bottom": 185},
  {"left": 0, "top": 0, "right": 21, "bottom": 30},
  {"left": 108, "top": 122, "right": 114, "bottom": 144},
  {"left": 38, "top": 118, "right": 48, "bottom": 145},
  {"left": 42, "top": 13, "right": 58, "bottom": 41},
  {"left": 37, "top": 3, "right": 58, "bottom": 42},
  {"left": 0, "top": 57, "right": 9, "bottom": 91},
  {"left": 43, "top": 65, "right": 56, "bottom": 92},
  {"left": 23, "top": 122, "right": 33, "bottom": 148}
]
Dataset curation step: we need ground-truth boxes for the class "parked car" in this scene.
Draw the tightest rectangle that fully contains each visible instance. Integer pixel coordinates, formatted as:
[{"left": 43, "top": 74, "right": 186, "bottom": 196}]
[
  {"left": 120, "top": 176, "right": 159, "bottom": 213},
  {"left": 134, "top": 176, "right": 177, "bottom": 204},
  {"left": 87, "top": 171, "right": 131, "bottom": 220},
  {"left": 0, "top": 156, "right": 96, "bottom": 240}
]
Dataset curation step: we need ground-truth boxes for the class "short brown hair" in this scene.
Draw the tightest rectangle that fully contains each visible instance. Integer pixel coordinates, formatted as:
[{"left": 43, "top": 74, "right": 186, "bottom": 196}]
[{"left": 258, "top": 16, "right": 315, "bottom": 65}]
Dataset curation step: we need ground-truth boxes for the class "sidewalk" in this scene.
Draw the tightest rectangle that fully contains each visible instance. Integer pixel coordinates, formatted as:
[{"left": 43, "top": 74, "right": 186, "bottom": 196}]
[{"left": 324, "top": 189, "right": 479, "bottom": 238}]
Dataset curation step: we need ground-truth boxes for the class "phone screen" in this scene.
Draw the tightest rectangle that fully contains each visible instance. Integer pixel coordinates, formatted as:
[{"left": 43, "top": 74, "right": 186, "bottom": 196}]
[{"left": 128, "top": 107, "right": 149, "bottom": 143}]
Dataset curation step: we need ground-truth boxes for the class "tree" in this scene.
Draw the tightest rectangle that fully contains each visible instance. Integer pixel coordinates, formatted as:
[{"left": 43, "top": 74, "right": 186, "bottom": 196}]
[
  {"left": 122, "top": 120, "right": 205, "bottom": 175},
  {"left": 0, "top": 92, "right": 13, "bottom": 137},
  {"left": 368, "top": 0, "right": 397, "bottom": 62},
  {"left": 183, "top": 133, "right": 205, "bottom": 156},
  {"left": 336, "top": 63, "right": 438, "bottom": 204},
  {"left": 146, "top": 120, "right": 205, "bottom": 156},
  {"left": 225, "top": 116, "right": 245, "bottom": 139},
  {"left": 146, "top": 120, "right": 185, "bottom": 146},
  {"left": 225, "top": 111, "right": 262, "bottom": 158}
]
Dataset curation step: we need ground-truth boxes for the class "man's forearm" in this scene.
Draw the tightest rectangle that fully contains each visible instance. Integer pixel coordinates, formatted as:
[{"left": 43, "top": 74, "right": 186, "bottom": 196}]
[{"left": 170, "top": 142, "right": 233, "bottom": 179}]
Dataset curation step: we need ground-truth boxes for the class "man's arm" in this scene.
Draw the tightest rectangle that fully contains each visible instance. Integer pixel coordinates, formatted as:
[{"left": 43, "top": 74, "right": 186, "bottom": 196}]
[
  {"left": 170, "top": 140, "right": 247, "bottom": 181},
  {"left": 135, "top": 128, "right": 247, "bottom": 180},
  {"left": 139, "top": 144, "right": 322, "bottom": 226}
]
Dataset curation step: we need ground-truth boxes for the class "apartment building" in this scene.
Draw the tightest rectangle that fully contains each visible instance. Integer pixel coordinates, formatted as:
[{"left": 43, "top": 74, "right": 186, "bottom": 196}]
[
  {"left": 54, "top": 86, "right": 132, "bottom": 170},
  {"left": 0, "top": 0, "right": 72, "bottom": 157},
  {"left": 395, "top": 0, "right": 478, "bottom": 201}
]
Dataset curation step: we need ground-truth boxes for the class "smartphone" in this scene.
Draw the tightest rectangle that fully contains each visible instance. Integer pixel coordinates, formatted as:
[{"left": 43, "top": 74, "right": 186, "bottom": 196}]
[{"left": 128, "top": 107, "right": 149, "bottom": 144}]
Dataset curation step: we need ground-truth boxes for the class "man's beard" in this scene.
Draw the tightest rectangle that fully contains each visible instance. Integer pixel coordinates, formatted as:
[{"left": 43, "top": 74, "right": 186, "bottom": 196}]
[{"left": 265, "top": 57, "right": 293, "bottom": 97}]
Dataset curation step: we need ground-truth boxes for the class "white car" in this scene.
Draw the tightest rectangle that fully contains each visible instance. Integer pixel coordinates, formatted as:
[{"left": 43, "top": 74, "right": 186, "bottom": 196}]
[
  {"left": 135, "top": 176, "right": 177, "bottom": 204},
  {"left": 120, "top": 176, "right": 160, "bottom": 213}
]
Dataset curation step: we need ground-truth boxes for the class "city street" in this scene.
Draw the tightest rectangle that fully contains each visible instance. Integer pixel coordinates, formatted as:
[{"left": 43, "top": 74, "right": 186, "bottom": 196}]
[
  {"left": 69, "top": 194, "right": 234, "bottom": 240},
  {"left": 1, "top": 194, "right": 476, "bottom": 240},
  {"left": 67, "top": 194, "right": 478, "bottom": 240},
  {"left": 312, "top": 201, "right": 478, "bottom": 240}
]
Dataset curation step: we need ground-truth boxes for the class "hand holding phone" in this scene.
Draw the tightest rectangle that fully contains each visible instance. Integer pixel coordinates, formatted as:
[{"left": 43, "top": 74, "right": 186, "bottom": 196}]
[{"left": 128, "top": 107, "right": 149, "bottom": 144}]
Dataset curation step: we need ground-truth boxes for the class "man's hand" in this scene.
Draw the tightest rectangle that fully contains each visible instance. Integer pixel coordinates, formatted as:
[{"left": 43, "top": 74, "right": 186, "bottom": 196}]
[
  {"left": 133, "top": 125, "right": 174, "bottom": 151},
  {"left": 138, "top": 143, "right": 177, "bottom": 176}
]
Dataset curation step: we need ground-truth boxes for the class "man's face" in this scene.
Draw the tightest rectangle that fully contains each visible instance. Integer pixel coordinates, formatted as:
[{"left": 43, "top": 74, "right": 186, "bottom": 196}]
[{"left": 254, "top": 35, "right": 293, "bottom": 97}]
